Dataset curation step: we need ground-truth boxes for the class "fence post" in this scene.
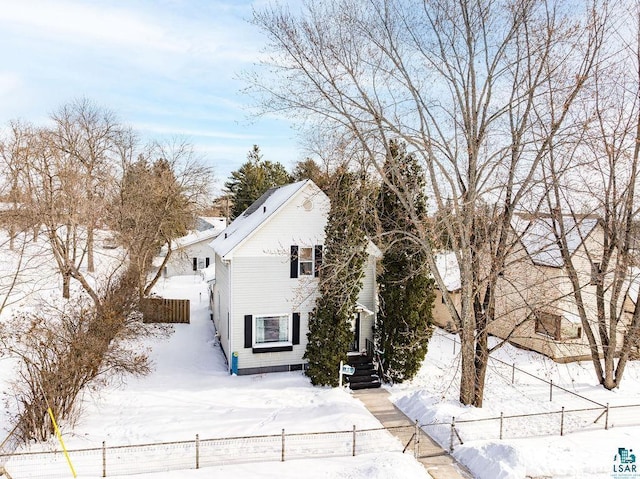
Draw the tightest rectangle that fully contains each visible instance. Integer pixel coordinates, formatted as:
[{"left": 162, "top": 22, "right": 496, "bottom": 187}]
[
  {"left": 102, "top": 441, "right": 106, "bottom": 478},
  {"left": 560, "top": 407, "right": 564, "bottom": 436},
  {"left": 449, "top": 417, "right": 455, "bottom": 453},
  {"left": 415, "top": 419, "right": 420, "bottom": 458},
  {"left": 281, "top": 429, "right": 285, "bottom": 462},
  {"left": 550, "top": 380, "right": 553, "bottom": 402},
  {"left": 352, "top": 425, "right": 356, "bottom": 457},
  {"left": 511, "top": 364, "right": 515, "bottom": 384},
  {"left": 195, "top": 434, "right": 200, "bottom": 469},
  {"left": 605, "top": 403, "right": 609, "bottom": 430},
  {"left": 499, "top": 412, "right": 503, "bottom": 440}
]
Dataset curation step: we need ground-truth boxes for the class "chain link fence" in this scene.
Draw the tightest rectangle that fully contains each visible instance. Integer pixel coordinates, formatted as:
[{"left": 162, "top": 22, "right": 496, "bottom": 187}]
[{"left": 0, "top": 426, "right": 408, "bottom": 479}]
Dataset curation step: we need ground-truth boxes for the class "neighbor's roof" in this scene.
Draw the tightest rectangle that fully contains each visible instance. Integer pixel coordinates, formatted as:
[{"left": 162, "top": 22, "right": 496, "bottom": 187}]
[
  {"left": 434, "top": 252, "right": 461, "bottom": 292},
  {"left": 172, "top": 227, "right": 223, "bottom": 249},
  {"left": 210, "top": 180, "right": 314, "bottom": 259},
  {"left": 513, "top": 215, "right": 598, "bottom": 268}
]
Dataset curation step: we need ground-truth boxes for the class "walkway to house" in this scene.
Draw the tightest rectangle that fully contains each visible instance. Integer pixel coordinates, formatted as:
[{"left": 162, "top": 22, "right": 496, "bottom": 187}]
[{"left": 353, "top": 388, "right": 474, "bottom": 479}]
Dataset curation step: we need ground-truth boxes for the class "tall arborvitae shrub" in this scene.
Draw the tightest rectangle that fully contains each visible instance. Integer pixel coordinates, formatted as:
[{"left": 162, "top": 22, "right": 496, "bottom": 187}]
[
  {"left": 376, "top": 140, "right": 435, "bottom": 383},
  {"left": 304, "top": 169, "right": 369, "bottom": 386}
]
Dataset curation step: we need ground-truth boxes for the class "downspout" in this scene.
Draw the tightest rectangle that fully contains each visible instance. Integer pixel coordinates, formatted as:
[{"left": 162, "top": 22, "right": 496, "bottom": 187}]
[{"left": 225, "top": 257, "right": 233, "bottom": 374}]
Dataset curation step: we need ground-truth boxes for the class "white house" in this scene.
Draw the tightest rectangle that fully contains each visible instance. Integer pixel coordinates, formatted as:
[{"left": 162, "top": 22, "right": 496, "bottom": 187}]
[
  {"left": 154, "top": 218, "right": 227, "bottom": 278},
  {"left": 209, "top": 180, "right": 380, "bottom": 375}
]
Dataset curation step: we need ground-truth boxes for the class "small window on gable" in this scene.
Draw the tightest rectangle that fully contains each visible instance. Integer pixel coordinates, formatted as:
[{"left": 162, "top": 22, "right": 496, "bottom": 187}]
[
  {"left": 299, "top": 247, "right": 313, "bottom": 276},
  {"left": 198, "top": 258, "right": 205, "bottom": 269}
]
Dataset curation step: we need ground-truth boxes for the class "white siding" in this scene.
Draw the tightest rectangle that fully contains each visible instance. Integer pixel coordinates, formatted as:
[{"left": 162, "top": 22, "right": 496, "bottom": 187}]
[
  {"left": 212, "top": 255, "right": 231, "bottom": 367},
  {"left": 233, "top": 187, "right": 329, "bottom": 258},
  {"left": 221, "top": 182, "right": 381, "bottom": 373},
  {"left": 356, "top": 254, "right": 378, "bottom": 349},
  {"left": 165, "top": 240, "right": 215, "bottom": 277}
]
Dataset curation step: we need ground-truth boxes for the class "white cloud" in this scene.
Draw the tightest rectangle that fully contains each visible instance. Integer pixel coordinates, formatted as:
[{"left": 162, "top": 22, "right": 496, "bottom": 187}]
[
  {"left": 0, "top": 72, "right": 22, "bottom": 94},
  {"left": 0, "top": 1, "right": 180, "bottom": 51},
  {"left": 134, "top": 122, "right": 261, "bottom": 141}
]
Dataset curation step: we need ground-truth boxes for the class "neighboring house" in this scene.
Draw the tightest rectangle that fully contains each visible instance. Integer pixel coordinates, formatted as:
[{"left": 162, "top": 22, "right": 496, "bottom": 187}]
[
  {"left": 154, "top": 217, "right": 227, "bottom": 278},
  {"left": 209, "top": 179, "right": 380, "bottom": 375},
  {"left": 431, "top": 214, "right": 640, "bottom": 362},
  {"left": 432, "top": 252, "right": 461, "bottom": 333}
]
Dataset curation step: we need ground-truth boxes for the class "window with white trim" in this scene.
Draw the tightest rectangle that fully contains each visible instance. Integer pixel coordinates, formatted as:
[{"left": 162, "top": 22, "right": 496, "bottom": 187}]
[
  {"left": 255, "top": 314, "right": 290, "bottom": 344},
  {"left": 299, "top": 247, "right": 313, "bottom": 276},
  {"left": 290, "top": 245, "right": 322, "bottom": 278}
]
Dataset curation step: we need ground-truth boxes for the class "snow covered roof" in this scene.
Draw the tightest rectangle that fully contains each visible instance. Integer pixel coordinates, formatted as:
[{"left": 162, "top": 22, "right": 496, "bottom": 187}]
[
  {"left": 434, "top": 252, "right": 461, "bottom": 292},
  {"left": 196, "top": 216, "right": 227, "bottom": 232},
  {"left": 173, "top": 228, "right": 223, "bottom": 249},
  {"left": 153, "top": 227, "right": 224, "bottom": 266},
  {"left": 513, "top": 215, "right": 598, "bottom": 268},
  {"left": 210, "top": 180, "right": 313, "bottom": 259}
]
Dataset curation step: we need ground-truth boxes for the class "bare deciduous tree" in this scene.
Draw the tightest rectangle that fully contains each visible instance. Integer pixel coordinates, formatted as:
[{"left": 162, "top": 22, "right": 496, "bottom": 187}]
[
  {"left": 544, "top": 3, "right": 640, "bottom": 389},
  {"left": 250, "top": 0, "right": 607, "bottom": 406},
  {"left": 108, "top": 138, "right": 214, "bottom": 298},
  {"left": 0, "top": 274, "right": 156, "bottom": 442},
  {"left": 49, "top": 98, "right": 131, "bottom": 273}
]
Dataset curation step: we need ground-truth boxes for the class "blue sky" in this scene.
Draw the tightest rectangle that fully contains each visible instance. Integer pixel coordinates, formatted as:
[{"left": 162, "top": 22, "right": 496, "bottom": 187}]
[{"left": 0, "top": 0, "right": 300, "bottom": 190}]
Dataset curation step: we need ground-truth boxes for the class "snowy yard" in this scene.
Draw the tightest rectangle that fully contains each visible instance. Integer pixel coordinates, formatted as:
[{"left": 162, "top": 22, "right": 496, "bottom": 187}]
[
  {"left": 2, "top": 238, "right": 640, "bottom": 478},
  {"left": 390, "top": 331, "right": 640, "bottom": 479},
  {"left": 1, "top": 272, "right": 429, "bottom": 479}
]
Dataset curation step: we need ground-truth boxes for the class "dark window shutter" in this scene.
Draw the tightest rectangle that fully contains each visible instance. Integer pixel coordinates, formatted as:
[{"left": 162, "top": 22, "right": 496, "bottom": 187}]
[
  {"left": 290, "top": 245, "right": 299, "bottom": 278},
  {"left": 314, "top": 245, "right": 323, "bottom": 277},
  {"left": 244, "top": 315, "right": 252, "bottom": 348},
  {"left": 292, "top": 312, "right": 300, "bottom": 345},
  {"left": 192, "top": 258, "right": 198, "bottom": 271},
  {"left": 205, "top": 257, "right": 210, "bottom": 268}
]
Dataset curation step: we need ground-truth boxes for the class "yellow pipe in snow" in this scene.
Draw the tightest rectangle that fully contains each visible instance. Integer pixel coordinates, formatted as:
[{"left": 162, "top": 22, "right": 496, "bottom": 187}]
[{"left": 47, "top": 408, "right": 77, "bottom": 478}]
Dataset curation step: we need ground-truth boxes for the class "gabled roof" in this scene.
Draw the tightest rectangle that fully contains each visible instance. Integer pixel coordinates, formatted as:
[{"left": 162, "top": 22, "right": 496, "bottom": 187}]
[
  {"left": 210, "top": 180, "right": 315, "bottom": 259},
  {"left": 512, "top": 215, "right": 598, "bottom": 267}
]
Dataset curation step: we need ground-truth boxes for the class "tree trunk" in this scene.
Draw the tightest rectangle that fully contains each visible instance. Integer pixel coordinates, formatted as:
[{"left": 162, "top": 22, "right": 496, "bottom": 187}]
[
  {"left": 9, "top": 223, "right": 15, "bottom": 251},
  {"left": 87, "top": 225, "right": 95, "bottom": 273},
  {"left": 62, "top": 272, "right": 71, "bottom": 299},
  {"left": 459, "top": 307, "right": 476, "bottom": 405}
]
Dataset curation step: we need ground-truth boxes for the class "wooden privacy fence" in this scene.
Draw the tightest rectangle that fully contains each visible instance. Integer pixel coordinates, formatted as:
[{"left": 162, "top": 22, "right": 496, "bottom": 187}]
[{"left": 140, "top": 298, "right": 190, "bottom": 324}]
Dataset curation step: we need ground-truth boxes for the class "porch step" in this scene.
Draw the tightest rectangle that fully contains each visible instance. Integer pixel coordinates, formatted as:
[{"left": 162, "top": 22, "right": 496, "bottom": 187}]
[{"left": 346, "top": 355, "right": 381, "bottom": 390}]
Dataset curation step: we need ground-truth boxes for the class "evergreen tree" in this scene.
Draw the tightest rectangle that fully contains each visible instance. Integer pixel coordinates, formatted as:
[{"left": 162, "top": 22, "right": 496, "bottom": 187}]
[
  {"left": 109, "top": 155, "right": 194, "bottom": 298},
  {"left": 291, "top": 158, "right": 330, "bottom": 192},
  {"left": 304, "top": 169, "right": 369, "bottom": 386},
  {"left": 225, "top": 145, "right": 292, "bottom": 219},
  {"left": 376, "top": 140, "right": 435, "bottom": 383}
]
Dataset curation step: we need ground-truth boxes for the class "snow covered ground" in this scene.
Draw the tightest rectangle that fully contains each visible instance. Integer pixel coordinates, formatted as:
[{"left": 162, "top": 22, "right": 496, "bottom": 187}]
[
  {"left": 390, "top": 332, "right": 640, "bottom": 479},
  {"left": 1, "top": 272, "right": 429, "bottom": 479},
  {"left": 2, "top": 236, "right": 640, "bottom": 478}
]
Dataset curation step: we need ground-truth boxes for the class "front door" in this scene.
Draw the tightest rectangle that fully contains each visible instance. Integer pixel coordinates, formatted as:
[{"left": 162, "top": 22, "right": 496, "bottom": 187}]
[{"left": 349, "top": 312, "right": 361, "bottom": 352}]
